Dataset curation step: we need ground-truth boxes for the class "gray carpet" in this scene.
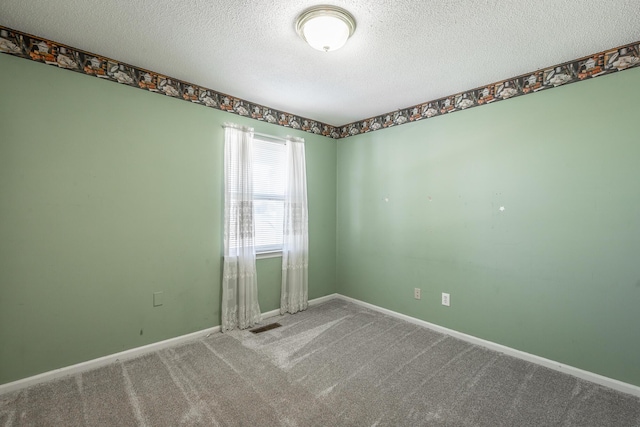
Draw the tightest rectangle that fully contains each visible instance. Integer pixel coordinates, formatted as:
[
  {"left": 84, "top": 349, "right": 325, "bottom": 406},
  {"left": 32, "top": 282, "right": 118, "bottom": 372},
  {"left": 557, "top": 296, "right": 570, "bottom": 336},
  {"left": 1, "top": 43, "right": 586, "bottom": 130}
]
[{"left": 2, "top": 299, "right": 640, "bottom": 426}]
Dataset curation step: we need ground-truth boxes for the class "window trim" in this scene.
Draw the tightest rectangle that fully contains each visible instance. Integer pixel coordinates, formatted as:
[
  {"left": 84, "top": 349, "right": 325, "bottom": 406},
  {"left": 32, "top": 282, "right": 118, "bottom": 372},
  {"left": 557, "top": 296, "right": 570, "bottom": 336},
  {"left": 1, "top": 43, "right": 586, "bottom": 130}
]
[{"left": 256, "top": 250, "right": 283, "bottom": 259}]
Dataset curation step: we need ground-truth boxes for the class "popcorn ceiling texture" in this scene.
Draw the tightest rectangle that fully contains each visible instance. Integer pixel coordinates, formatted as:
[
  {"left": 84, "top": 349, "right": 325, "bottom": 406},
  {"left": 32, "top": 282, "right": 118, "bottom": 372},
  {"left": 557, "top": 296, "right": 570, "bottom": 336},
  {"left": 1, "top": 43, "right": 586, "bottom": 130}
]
[{"left": 1, "top": 0, "right": 638, "bottom": 126}]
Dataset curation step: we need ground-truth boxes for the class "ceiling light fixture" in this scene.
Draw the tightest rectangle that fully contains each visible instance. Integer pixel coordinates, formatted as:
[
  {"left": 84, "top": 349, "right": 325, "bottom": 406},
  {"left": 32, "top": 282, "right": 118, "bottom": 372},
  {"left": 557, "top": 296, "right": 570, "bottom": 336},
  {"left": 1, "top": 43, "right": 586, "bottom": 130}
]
[{"left": 295, "top": 5, "right": 356, "bottom": 52}]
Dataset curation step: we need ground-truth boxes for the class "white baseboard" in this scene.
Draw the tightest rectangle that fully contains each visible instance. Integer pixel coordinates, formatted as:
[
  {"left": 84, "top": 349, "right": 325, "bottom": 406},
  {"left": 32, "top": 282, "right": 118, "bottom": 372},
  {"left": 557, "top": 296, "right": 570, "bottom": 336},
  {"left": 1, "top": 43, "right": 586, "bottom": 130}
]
[
  {"left": 261, "top": 293, "right": 340, "bottom": 320},
  {"left": 336, "top": 294, "right": 640, "bottom": 398},
  {"left": 261, "top": 308, "right": 282, "bottom": 319},
  {"left": 308, "top": 293, "right": 340, "bottom": 306},
  {"left": 0, "top": 293, "right": 340, "bottom": 395},
  {"left": 5, "top": 292, "right": 637, "bottom": 398},
  {"left": 0, "top": 325, "right": 220, "bottom": 396}
]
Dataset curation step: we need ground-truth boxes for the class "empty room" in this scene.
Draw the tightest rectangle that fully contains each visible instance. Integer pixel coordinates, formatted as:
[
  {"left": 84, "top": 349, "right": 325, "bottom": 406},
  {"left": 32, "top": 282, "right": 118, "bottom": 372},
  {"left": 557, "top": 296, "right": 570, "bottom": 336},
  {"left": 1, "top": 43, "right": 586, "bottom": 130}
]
[{"left": 1, "top": 1, "right": 640, "bottom": 425}]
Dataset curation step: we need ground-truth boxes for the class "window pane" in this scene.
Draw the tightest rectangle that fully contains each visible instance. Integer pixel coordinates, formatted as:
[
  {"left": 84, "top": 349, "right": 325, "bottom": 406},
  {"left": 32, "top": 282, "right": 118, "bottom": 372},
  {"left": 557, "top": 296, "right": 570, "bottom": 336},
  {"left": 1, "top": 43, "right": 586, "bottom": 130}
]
[
  {"left": 254, "top": 198, "right": 284, "bottom": 252},
  {"left": 253, "top": 139, "right": 286, "bottom": 198},
  {"left": 253, "top": 137, "right": 286, "bottom": 252}
]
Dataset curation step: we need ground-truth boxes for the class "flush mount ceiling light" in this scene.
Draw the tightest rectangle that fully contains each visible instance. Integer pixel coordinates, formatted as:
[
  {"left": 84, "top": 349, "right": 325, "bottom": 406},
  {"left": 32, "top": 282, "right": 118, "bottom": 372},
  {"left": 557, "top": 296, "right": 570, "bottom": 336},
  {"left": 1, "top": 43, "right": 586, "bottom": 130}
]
[{"left": 295, "top": 5, "right": 356, "bottom": 52}]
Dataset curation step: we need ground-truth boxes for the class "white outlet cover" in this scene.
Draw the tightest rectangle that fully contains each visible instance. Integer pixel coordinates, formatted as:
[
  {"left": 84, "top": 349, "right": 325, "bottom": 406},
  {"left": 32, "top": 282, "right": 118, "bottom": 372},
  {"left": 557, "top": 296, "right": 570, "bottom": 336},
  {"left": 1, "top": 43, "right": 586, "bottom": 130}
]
[{"left": 442, "top": 292, "right": 450, "bottom": 306}]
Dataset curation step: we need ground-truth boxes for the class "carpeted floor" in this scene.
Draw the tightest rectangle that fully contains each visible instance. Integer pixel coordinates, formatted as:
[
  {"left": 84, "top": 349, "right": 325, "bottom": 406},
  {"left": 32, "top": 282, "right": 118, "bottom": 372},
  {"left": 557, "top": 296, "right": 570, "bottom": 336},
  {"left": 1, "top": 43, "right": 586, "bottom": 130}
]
[{"left": 1, "top": 299, "right": 640, "bottom": 426}]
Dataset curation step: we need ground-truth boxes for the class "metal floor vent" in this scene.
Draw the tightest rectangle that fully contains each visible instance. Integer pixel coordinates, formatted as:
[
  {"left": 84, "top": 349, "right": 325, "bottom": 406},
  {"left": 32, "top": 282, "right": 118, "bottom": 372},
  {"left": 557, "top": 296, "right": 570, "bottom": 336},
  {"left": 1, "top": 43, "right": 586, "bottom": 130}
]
[{"left": 250, "top": 323, "right": 282, "bottom": 334}]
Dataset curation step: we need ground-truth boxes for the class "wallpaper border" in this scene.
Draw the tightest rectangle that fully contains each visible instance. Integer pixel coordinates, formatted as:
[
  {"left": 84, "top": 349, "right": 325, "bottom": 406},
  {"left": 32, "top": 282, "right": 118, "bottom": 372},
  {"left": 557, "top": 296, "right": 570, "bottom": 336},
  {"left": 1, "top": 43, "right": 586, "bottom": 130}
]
[
  {"left": 339, "top": 41, "right": 640, "bottom": 138},
  {"left": 0, "top": 26, "right": 340, "bottom": 138},
  {"left": 1, "top": 25, "right": 639, "bottom": 140}
]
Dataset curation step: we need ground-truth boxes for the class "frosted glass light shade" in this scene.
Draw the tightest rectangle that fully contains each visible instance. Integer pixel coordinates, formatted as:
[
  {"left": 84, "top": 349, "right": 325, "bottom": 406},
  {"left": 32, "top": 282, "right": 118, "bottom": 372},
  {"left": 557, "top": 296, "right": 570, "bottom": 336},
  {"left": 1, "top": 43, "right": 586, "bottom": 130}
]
[{"left": 296, "top": 6, "right": 356, "bottom": 52}]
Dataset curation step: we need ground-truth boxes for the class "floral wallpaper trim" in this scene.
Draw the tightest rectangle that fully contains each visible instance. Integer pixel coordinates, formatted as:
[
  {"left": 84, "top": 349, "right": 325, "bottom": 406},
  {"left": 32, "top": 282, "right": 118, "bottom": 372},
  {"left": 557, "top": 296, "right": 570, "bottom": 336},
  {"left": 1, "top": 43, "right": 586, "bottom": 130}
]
[
  {"left": 0, "top": 26, "right": 340, "bottom": 138},
  {"left": 338, "top": 41, "right": 640, "bottom": 138},
  {"left": 1, "top": 26, "right": 638, "bottom": 140}
]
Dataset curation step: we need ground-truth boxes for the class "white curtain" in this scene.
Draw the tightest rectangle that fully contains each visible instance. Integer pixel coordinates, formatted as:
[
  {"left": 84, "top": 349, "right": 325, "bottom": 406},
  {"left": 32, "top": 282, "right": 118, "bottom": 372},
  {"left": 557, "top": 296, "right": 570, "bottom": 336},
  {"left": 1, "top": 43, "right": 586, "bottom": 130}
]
[
  {"left": 281, "top": 137, "right": 309, "bottom": 315},
  {"left": 222, "top": 124, "right": 261, "bottom": 332}
]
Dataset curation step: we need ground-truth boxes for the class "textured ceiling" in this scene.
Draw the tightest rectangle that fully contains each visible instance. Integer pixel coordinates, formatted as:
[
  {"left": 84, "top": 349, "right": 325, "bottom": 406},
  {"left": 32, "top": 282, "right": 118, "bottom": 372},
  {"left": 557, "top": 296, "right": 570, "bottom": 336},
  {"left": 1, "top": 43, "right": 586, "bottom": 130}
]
[{"left": 1, "top": 0, "right": 639, "bottom": 126}]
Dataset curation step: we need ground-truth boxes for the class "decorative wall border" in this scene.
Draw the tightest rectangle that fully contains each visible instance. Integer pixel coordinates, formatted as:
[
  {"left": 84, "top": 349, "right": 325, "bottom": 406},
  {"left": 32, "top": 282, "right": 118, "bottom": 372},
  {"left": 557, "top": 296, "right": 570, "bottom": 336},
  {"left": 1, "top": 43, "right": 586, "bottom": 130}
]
[
  {"left": 339, "top": 41, "right": 640, "bottom": 138},
  {"left": 1, "top": 25, "right": 639, "bottom": 140},
  {"left": 0, "top": 26, "right": 340, "bottom": 138}
]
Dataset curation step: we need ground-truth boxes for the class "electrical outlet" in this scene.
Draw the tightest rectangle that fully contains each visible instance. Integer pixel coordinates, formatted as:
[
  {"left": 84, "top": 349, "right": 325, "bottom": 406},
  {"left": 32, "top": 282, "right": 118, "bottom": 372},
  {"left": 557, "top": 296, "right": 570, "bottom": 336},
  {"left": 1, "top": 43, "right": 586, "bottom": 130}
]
[
  {"left": 441, "top": 292, "right": 450, "bottom": 307},
  {"left": 414, "top": 288, "right": 421, "bottom": 300}
]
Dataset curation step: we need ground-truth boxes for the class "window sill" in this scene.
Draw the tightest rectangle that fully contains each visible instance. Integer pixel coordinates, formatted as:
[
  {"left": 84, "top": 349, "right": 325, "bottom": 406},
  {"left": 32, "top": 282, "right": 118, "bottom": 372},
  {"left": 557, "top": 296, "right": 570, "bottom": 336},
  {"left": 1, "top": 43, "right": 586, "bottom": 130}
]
[{"left": 256, "top": 251, "right": 282, "bottom": 260}]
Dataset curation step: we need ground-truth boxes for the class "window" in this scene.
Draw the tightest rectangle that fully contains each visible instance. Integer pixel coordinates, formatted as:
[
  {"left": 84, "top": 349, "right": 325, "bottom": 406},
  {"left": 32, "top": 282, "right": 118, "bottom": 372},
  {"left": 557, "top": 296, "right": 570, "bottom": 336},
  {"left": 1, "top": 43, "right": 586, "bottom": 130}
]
[{"left": 252, "top": 136, "right": 287, "bottom": 254}]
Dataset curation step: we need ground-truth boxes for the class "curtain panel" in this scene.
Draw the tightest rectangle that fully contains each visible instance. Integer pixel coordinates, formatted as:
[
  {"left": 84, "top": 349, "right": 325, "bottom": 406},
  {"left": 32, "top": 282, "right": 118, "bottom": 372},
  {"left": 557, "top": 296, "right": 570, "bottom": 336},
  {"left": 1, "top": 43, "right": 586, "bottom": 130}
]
[
  {"left": 281, "top": 137, "right": 309, "bottom": 315},
  {"left": 221, "top": 124, "right": 261, "bottom": 332}
]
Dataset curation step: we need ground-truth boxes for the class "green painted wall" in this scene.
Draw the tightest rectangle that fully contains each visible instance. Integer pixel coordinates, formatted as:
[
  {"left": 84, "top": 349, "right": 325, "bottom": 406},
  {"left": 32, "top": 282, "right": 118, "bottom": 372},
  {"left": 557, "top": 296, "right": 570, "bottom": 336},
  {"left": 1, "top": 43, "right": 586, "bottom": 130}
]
[
  {"left": 2, "top": 49, "right": 640, "bottom": 389},
  {"left": 0, "top": 53, "right": 336, "bottom": 384},
  {"left": 337, "top": 67, "right": 640, "bottom": 386}
]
